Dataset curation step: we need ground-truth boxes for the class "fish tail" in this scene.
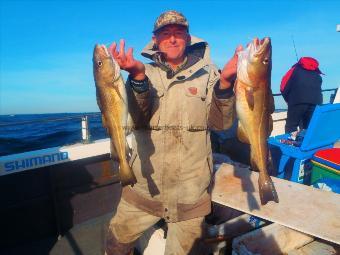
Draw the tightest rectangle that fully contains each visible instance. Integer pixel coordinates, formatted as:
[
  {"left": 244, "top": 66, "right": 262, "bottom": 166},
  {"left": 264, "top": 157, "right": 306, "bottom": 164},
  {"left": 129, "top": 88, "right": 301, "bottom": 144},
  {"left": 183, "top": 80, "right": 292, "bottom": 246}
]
[
  {"left": 119, "top": 160, "right": 137, "bottom": 187},
  {"left": 258, "top": 174, "right": 279, "bottom": 205}
]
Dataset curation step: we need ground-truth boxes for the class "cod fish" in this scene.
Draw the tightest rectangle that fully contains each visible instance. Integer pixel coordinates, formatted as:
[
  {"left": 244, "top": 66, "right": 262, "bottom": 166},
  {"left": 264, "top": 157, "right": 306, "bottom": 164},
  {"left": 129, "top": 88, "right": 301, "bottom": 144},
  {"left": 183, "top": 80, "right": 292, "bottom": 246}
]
[
  {"left": 235, "top": 37, "right": 278, "bottom": 205},
  {"left": 93, "top": 44, "right": 137, "bottom": 186}
]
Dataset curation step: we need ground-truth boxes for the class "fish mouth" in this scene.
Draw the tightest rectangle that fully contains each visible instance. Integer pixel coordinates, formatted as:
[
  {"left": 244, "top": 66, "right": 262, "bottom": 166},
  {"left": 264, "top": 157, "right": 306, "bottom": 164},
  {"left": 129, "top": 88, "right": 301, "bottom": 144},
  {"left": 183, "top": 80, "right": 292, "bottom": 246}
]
[
  {"left": 252, "top": 37, "right": 271, "bottom": 56},
  {"left": 248, "top": 37, "right": 271, "bottom": 65},
  {"left": 95, "top": 44, "right": 111, "bottom": 58}
]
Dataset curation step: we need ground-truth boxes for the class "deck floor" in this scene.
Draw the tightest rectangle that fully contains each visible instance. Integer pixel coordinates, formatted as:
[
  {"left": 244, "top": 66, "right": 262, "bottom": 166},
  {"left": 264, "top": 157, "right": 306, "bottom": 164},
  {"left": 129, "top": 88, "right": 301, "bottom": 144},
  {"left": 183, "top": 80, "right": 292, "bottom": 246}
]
[{"left": 50, "top": 213, "right": 113, "bottom": 255}]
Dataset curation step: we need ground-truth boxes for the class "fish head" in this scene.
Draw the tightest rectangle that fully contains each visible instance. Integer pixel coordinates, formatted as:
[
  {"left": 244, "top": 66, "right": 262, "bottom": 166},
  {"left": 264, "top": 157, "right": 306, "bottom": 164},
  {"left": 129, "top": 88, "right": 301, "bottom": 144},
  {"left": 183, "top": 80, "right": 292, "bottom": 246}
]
[
  {"left": 93, "top": 44, "right": 120, "bottom": 86},
  {"left": 237, "top": 37, "right": 272, "bottom": 87}
]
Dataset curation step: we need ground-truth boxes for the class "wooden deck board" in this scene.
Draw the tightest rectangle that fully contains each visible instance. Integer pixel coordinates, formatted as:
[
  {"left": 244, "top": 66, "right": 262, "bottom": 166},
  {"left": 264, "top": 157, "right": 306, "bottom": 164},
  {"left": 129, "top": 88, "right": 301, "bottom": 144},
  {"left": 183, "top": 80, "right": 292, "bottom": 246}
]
[
  {"left": 232, "top": 223, "right": 314, "bottom": 254},
  {"left": 288, "top": 239, "right": 339, "bottom": 255},
  {"left": 211, "top": 164, "right": 340, "bottom": 244}
]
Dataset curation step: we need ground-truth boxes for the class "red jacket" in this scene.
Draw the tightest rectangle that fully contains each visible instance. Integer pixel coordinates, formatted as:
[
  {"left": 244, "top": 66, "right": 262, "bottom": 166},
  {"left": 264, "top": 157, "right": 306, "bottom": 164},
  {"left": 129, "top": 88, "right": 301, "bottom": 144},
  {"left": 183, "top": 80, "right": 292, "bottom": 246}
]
[
  {"left": 280, "top": 57, "right": 323, "bottom": 93},
  {"left": 280, "top": 57, "right": 323, "bottom": 105}
]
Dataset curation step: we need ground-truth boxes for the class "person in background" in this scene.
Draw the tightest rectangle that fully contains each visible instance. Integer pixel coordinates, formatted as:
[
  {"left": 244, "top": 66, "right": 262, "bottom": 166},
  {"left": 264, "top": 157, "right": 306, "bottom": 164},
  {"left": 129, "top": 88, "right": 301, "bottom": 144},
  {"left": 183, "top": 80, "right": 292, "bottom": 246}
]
[
  {"left": 105, "top": 10, "right": 241, "bottom": 255},
  {"left": 280, "top": 57, "right": 323, "bottom": 133}
]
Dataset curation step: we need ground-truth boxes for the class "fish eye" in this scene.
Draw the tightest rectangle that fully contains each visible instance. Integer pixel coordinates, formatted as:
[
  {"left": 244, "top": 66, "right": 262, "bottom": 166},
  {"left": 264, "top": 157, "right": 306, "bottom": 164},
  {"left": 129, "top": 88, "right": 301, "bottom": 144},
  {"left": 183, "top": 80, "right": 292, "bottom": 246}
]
[
  {"left": 263, "top": 58, "right": 269, "bottom": 65},
  {"left": 98, "top": 61, "right": 103, "bottom": 67}
]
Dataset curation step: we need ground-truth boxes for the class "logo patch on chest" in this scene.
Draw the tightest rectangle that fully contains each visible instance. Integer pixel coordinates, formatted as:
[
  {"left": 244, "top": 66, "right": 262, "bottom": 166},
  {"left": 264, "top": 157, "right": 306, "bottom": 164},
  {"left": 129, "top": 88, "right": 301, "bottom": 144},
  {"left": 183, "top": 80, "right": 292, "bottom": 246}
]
[{"left": 188, "top": 87, "right": 198, "bottom": 95}]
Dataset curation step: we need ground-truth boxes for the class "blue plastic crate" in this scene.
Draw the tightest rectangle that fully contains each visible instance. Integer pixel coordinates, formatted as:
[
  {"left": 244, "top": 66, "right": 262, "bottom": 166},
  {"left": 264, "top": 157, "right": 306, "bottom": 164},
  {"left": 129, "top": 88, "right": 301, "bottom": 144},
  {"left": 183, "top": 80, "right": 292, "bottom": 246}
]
[{"left": 268, "top": 103, "right": 340, "bottom": 184}]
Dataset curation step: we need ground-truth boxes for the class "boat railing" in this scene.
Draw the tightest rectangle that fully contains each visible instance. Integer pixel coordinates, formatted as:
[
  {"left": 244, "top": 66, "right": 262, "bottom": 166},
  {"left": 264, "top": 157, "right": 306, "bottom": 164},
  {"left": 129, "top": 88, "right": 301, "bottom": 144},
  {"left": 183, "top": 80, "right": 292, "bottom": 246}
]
[
  {"left": 272, "top": 87, "right": 338, "bottom": 97},
  {"left": 0, "top": 87, "right": 338, "bottom": 146},
  {"left": 273, "top": 87, "right": 338, "bottom": 120},
  {"left": 0, "top": 113, "right": 101, "bottom": 127},
  {"left": 0, "top": 113, "right": 103, "bottom": 145},
  {"left": 1, "top": 88, "right": 337, "bottom": 126}
]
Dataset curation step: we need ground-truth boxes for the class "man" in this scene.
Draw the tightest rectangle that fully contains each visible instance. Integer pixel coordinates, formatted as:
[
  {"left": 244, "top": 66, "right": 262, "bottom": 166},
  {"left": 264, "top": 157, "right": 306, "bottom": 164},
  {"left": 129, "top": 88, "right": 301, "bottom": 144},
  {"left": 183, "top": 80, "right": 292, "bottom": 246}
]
[
  {"left": 280, "top": 57, "right": 323, "bottom": 133},
  {"left": 105, "top": 10, "right": 241, "bottom": 255}
]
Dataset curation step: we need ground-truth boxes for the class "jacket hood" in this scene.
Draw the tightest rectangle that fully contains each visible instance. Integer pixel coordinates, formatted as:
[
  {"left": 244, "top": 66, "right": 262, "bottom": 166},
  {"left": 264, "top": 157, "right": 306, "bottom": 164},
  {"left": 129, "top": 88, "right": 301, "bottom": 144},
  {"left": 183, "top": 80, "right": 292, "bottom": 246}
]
[
  {"left": 297, "top": 57, "right": 324, "bottom": 74},
  {"left": 141, "top": 35, "right": 211, "bottom": 63}
]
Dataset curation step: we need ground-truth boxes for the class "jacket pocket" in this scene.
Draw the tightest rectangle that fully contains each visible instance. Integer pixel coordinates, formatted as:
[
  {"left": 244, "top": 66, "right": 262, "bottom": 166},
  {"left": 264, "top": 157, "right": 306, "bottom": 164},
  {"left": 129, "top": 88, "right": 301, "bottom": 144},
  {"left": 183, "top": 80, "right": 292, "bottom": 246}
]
[
  {"left": 149, "top": 89, "right": 164, "bottom": 130},
  {"left": 184, "top": 87, "right": 207, "bottom": 131}
]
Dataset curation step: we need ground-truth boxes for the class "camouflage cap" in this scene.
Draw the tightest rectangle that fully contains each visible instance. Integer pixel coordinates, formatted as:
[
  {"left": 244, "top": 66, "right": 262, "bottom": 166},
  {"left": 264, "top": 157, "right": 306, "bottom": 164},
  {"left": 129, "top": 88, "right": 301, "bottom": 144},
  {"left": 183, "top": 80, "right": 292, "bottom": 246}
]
[{"left": 153, "top": 10, "right": 189, "bottom": 33}]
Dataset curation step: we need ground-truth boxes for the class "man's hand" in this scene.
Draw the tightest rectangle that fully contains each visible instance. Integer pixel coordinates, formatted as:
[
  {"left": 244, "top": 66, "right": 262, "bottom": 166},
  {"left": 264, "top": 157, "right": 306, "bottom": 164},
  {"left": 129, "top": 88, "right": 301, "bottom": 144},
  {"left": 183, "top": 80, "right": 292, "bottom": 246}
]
[
  {"left": 109, "top": 39, "right": 146, "bottom": 80},
  {"left": 220, "top": 45, "right": 243, "bottom": 89}
]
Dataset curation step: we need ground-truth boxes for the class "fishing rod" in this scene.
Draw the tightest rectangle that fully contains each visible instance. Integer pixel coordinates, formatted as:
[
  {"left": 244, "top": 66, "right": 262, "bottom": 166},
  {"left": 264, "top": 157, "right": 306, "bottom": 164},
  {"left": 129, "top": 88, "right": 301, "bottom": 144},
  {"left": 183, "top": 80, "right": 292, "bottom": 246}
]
[{"left": 291, "top": 35, "right": 299, "bottom": 62}]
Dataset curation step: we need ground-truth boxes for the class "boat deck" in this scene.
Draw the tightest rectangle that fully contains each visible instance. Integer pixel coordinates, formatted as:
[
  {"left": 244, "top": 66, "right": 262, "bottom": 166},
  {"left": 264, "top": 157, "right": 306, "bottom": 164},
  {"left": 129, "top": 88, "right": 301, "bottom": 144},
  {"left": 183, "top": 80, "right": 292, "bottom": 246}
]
[
  {"left": 50, "top": 213, "right": 113, "bottom": 255},
  {"left": 1, "top": 109, "right": 339, "bottom": 254}
]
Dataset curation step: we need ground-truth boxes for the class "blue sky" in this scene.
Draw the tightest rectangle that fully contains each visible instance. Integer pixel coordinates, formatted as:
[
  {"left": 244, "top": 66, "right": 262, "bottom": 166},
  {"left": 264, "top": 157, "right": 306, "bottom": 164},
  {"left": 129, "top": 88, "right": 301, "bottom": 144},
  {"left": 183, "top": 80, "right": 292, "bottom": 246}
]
[{"left": 1, "top": 0, "right": 339, "bottom": 114}]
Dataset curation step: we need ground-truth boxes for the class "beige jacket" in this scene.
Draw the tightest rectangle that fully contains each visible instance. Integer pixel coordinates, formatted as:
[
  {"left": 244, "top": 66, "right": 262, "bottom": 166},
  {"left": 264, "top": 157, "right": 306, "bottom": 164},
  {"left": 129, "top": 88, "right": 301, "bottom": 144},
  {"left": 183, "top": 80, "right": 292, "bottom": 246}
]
[{"left": 123, "top": 36, "right": 235, "bottom": 222}]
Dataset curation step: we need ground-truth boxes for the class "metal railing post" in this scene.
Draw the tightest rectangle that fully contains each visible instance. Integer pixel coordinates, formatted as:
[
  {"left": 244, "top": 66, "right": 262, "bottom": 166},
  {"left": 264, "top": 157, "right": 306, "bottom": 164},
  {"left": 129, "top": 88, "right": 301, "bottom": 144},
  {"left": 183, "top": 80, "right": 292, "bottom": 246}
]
[{"left": 81, "top": 116, "right": 90, "bottom": 144}]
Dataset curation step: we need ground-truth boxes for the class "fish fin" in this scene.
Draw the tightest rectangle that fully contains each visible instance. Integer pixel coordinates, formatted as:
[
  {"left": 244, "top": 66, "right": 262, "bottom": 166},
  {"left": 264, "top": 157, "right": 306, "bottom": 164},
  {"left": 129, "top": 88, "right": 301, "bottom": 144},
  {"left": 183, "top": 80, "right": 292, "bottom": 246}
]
[
  {"left": 267, "top": 150, "right": 276, "bottom": 176},
  {"left": 237, "top": 122, "right": 250, "bottom": 144},
  {"left": 110, "top": 142, "right": 119, "bottom": 161},
  {"left": 126, "top": 113, "right": 134, "bottom": 134},
  {"left": 119, "top": 160, "right": 137, "bottom": 187},
  {"left": 245, "top": 87, "right": 255, "bottom": 110},
  {"left": 268, "top": 88, "right": 275, "bottom": 114},
  {"left": 268, "top": 115, "right": 273, "bottom": 137},
  {"left": 111, "top": 139, "right": 137, "bottom": 187},
  {"left": 258, "top": 174, "right": 279, "bottom": 205},
  {"left": 124, "top": 115, "right": 133, "bottom": 157},
  {"left": 250, "top": 152, "right": 258, "bottom": 172},
  {"left": 96, "top": 90, "right": 106, "bottom": 114},
  {"left": 96, "top": 94, "right": 109, "bottom": 130},
  {"left": 113, "top": 84, "right": 127, "bottom": 106},
  {"left": 101, "top": 115, "right": 108, "bottom": 129},
  {"left": 96, "top": 91, "right": 109, "bottom": 129}
]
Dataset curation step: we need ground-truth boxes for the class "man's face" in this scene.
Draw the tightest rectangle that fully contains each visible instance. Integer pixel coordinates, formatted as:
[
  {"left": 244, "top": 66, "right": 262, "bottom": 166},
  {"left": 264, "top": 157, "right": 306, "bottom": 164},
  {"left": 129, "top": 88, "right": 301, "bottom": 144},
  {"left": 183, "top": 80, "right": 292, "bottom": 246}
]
[{"left": 153, "top": 25, "right": 190, "bottom": 65}]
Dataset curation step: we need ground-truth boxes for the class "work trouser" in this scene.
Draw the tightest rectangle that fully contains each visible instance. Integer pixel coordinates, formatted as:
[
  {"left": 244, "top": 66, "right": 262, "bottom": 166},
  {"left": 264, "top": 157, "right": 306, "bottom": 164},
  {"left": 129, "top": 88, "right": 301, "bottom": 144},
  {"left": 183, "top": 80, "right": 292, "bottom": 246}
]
[
  {"left": 105, "top": 198, "right": 207, "bottom": 255},
  {"left": 285, "top": 103, "right": 316, "bottom": 133}
]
